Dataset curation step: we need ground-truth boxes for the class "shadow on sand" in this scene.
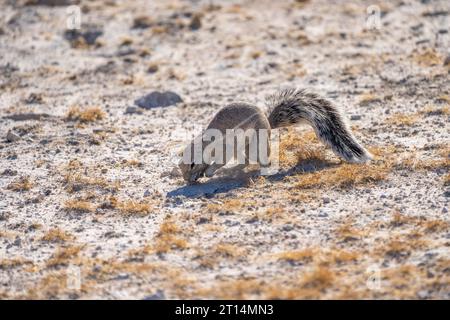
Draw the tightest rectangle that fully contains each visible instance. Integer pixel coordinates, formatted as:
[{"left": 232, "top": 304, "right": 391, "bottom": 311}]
[{"left": 167, "top": 159, "right": 339, "bottom": 199}]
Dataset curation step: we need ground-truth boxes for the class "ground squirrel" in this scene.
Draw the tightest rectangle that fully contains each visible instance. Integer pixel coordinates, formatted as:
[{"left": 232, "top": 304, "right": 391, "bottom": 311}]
[{"left": 179, "top": 88, "right": 372, "bottom": 183}]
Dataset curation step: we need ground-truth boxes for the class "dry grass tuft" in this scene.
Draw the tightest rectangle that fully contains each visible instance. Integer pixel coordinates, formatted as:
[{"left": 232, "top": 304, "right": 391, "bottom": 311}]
[
  {"left": 25, "top": 271, "right": 68, "bottom": 299},
  {"left": 335, "top": 221, "right": 365, "bottom": 242},
  {"left": 0, "top": 258, "right": 32, "bottom": 270},
  {"left": 154, "top": 217, "right": 188, "bottom": 254},
  {"left": 358, "top": 93, "right": 382, "bottom": 106},
  {"left": 277, "top": 248, "right": 315, "bottom": 264},
  {"left": 196, "top": 278, "right": 263, "bottom": 299},
  {"left": 46, "top": 245, "right": 83, "bottom": 268},
  {"left": 64, "top": 199, "right": 95, "bottom": 213},
  {"left": 63, "top": 172, "right": 119, "bottom": 193},
  {"left": 66, "top": 106, "right": 105, "bottom": 123},
  {"left": 385, "top": 113, "right": 419, "bottom": 126},
  {"left": 435, "top": 95, "right": 450, "bottom": 104},
  {"left": 301, "top": 266, "right": 335, "bottom": 290},
  {"left": 295, "top": 162, "right": 389, "bottom": 189},
  {"left": 376, "top": 236, "right": 428, "bottom": 261},
  {"left": 41, "top": 228, "right": 75, "bottom": 243},
  {"left": 420, "top": 105, "right": 450, "bottom": 116},
  {"left": 444, "top": 173, "right": 450, "bottom": 185},
  {"left": 331, "top": 249, "right": 359, "bottom": 264},
  {"left": 250, "top": 50, "right": 262, "bottom": 59},
  {"left": 279, "top": 129, "right": 327, "bottom": 166},
  {"left": 412, "top": 49, "right": 443, "bottom": 67},
  {"left": 422, "top": 220, "right": 449, "bottom": 233},
  {"left": 206, "top": 199, "right": 251, "bottom": 213},
  {"left": 122, "top": 159, "right": 143, "bottom": 167},
  {"left": 108, "top": 196, "right": 153, "bottom": 216},
  {"left": 214, "top": 243, "right": 246, "bottom": 258},
  {"left": 262, "top": 207, "right": 286, "bottom": 221},
  {"left": 398, "top": 146, "right": 449, "bottom": 172},
  {"left": 389, "top": 212, "right": 414, "bottom": 228},
  {"left": 7, "top": 176, "right": 33, "bottom": 191}
]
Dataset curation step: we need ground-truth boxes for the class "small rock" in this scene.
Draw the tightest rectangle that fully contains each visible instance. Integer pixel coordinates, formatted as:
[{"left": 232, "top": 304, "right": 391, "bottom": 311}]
[
  {"left": 245, "top": 216, "right": 259, "bottom": 224},
  {"left": 143, "top": 290, "right": 165, "bottom": 300},
  {"left": 350, "top": 115, "right": 362, "bottom": 121},
  {"left": 0, "top": 212, "right": 11, "bottom": 221},
  {"left": 67, "top": 139, "right": 79, "bottom": 146},
  {"left": 442, "top": 207, "right": 448, "bottom": 214},
  {"left": 318, "top": 211, "right": 328, "bottom": 218},
  {"left": 135, "top": 91, "right": 183, "bottom": 109},
  {"left": 124, "top": 106, "right": 143, "bottom": 115},
  {"left": 13, "top": 237, "right": 21, "bottom": 247},
  {"left": 7, "top": 153, "right": 18, "bottom": 160},
  {"left": 2, "top": 169, "right": 18, "bottom": 176},
  {"left": 64, "top": 24, "right": 103, "bottom": 47},
  {"left": 113, "top": 274, "right": 130, "bottom": 281},
  {"left": 197, "top": 217, "right": 209, "bottom": 225},
  {"left": 147, "top": 64, "right": 159, "bottom": 74},
  {"left": 143, "top": 190, "right": 151, "bottom": 197},
  {"left": 132, "top": 16, "right": 153, "bottom": 29},
  {"left": 6, "top": 130, "right": 21, "bottom": 142},
  {"left": 4, "top": 113, "right": 50, "bottom": 121},
  {"left": 39, "top": 139, "right": 50, "bottom": 145},
  {"left": 282, "top": 224, "right": 294, "bottom": 232},
  {"left": 189, "top": 14, "right": 202, "bottom": 30},
  {"left": 417, "top": 290, "right": 429, "bottom": 299},
  {"left": 323, "top": 197, "right": 331, "bottom": 204},
  {"left": 25, "top": 93, "right": 44, "bottom": 104},
  {"left": 444, "top": 55, "right": 450, "bottom": 67}
]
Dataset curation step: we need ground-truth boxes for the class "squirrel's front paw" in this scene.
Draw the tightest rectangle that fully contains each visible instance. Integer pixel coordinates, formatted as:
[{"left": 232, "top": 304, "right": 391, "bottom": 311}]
[{"left": 204, "top": 165, "right": 216, "bottom": 177}]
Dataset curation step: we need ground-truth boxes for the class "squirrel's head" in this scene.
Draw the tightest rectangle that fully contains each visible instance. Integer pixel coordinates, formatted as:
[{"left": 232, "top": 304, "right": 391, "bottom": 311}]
[
  {"left": 179, "top": 160, "right": 209, "bottom": 183},
  {"left": 178, "top": 139, "right": 209, "bottom": 183}
]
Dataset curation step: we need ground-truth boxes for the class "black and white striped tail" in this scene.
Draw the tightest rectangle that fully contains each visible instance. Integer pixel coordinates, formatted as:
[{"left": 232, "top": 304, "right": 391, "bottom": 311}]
[{"left": 267, "top": 88, "right": 372, "bottom": 163}]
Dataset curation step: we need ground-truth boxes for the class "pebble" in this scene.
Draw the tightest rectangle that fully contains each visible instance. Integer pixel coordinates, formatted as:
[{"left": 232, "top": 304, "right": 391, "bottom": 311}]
[
  {"left": 135, "top": 91, "right": 183, "bottom": 109},
  {"left": 318, "top": 211, "right": 328, "bottom": 218},
  {"left": 417, "top": 290, "right": 429, "bottom": 299},
  {"left": 64, "top": 24, "right": 103, "bottom": 46},
  {"left": 444, "top": 55, "right": 450, "bottom": 67},
  {"left": 143, "top": 290, "right": 165, "bottom": 300},
  {"left": 350, "top": 115, "right": 362, "bottom": 121},
  {"left": 6, "top": 130, "right": 21, "bottom": 142},
  {"left": 2, "top": 169, "right": 18, "bottom": 176},
  {"left": 124, "top": 106, "right": 143, "bottom": 115},
  {"left": 189, "top": 14, "right": 202, "bottom": 30}
]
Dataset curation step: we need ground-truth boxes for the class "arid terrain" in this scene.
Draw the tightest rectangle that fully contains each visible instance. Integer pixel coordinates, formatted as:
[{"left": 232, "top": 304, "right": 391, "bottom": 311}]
[{"left": 0, "top": 0, "right": 449, "bottom": 299}]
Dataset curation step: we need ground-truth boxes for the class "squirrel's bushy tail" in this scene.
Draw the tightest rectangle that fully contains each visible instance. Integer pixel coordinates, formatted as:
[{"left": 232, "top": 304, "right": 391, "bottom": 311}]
[{"left": 267, "top": 88, "right": 372, "bottom": 163}]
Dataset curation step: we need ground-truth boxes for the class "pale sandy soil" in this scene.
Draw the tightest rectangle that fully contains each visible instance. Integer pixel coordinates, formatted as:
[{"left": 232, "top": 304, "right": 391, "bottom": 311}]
[{"left": 0, "top": 0, "right": 449, "bottom": 299}]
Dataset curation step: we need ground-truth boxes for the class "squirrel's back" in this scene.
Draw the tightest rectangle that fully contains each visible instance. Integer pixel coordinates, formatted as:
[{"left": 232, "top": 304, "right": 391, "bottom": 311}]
[{"left": 207, "top": 102, "right": 270, "bottom": 132}]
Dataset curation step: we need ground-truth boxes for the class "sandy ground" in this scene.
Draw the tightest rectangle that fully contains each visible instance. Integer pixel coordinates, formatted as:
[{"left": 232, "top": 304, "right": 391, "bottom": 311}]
[{"left": 0, "top": 0, "right": 449, "bottom": 299}]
